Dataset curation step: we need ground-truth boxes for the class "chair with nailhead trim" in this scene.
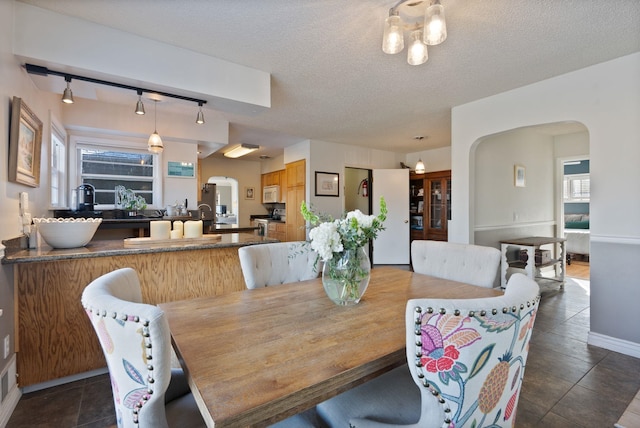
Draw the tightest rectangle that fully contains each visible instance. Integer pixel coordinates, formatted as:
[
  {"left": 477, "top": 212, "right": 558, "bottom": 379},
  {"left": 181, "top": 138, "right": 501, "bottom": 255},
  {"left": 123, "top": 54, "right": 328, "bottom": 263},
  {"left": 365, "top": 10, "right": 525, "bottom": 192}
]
[
  {"left": 82, "top": 267, "right": 206, "bottom": 428},
  {"left": 82, "top": 267, "right": 324, "bottom": 428},
  {"left": 411, "top": 240, "right": 502, "bottom": 288},
  {"left": 239, "top": 241, "right": 322, "bottom": 289},
  {"left": 316, "top": 273, "right": 539, "bottom": 427}
]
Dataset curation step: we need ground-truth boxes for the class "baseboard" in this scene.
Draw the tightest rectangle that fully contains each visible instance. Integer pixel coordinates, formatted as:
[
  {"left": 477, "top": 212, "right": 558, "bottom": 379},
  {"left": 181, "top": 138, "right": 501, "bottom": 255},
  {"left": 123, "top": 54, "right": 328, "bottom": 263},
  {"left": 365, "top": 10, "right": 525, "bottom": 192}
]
[
  {"left": 588, "top": 331, "right": 640, "bottom": 358},
  {"left": 0, "top": 356, "right": 21, "bottom": 428}
]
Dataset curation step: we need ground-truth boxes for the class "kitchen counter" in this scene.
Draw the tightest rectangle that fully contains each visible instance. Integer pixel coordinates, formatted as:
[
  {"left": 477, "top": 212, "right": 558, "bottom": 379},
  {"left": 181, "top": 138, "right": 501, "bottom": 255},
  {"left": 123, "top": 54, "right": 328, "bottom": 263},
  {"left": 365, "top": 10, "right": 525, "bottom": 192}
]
[
  {"left": 3, "top": 232, "right": 273, "bottom": 264},
  {"left": 5, "top": 233, "right": 277, "bottom": 387}
]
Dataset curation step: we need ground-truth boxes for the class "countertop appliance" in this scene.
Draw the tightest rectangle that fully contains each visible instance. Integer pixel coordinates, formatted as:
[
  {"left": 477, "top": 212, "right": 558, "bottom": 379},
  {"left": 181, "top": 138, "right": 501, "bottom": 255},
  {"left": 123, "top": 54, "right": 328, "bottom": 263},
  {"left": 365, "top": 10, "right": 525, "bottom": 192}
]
[
  {"left": 263, "top": 185, "right": 280, "bottom": 203},
  {"left": 255, "top": 218, "right": 269, "bottom": 236},
  {"left": 272, "top": 208, "right": 286, "bottom": 222},
  {"left": 75, "top": 184, "right": 95, "bottom": 212}
]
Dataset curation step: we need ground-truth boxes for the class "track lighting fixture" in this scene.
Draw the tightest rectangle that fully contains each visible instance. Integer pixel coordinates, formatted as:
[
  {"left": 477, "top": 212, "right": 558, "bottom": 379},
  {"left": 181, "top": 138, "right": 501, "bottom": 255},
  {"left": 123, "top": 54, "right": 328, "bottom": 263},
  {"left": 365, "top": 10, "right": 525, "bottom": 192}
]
[
  {"left": 62, "top": 76, "right": 74, "bottom": 104},
  {"left": 25, "top": 63, "right": 207, "bottom": 124},
  {"left": 148, "top": 100, "right": 163, "bottom": 153},
  {"left": 135, "top": 90, "right": 145, "bottom": 115},
  {"left": 196, "top": 101, "right": 205, "bottom": 124}
]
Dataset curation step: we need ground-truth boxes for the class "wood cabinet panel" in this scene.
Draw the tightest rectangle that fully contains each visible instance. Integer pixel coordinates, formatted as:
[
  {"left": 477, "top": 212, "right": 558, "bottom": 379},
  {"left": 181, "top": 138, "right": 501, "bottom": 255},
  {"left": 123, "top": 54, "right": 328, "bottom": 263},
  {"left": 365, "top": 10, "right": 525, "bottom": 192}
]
[
  {"left": 409, "top": 170, "right": 451, "bottom": 242},
  {"left": 15, "top": 247, "right": 246, "bottom": 387}
]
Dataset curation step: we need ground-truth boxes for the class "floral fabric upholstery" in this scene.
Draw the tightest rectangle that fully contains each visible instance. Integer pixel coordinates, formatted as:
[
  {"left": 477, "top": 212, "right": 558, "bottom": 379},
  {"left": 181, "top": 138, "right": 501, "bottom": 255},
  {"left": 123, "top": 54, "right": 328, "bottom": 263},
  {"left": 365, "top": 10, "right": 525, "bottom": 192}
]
[
  {"left": 81, "top": 268, "right": 205, "bottom": 428},
  {"left": 238, "top": 241, "right": 321, "bottom": 289},
  {"left": 405, "top": 273, "right": 539, "bottom": 427},
  {"left": 317, "top": 273, "right": 539, "bottom": 428}
]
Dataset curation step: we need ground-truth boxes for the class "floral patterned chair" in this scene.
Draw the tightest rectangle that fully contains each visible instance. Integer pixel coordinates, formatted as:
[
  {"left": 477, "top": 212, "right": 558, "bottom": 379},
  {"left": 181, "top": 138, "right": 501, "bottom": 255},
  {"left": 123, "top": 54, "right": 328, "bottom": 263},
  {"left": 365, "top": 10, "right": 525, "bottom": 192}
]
[
  {"left": 82, "top": 267, "right": 321, "bottom": 428},
  {"left": 316, "top": 273, "right": 540, "bottom": 428},
  {"left": 238, "top": 241, "right": 321, "bottom": 289},
  {"left": 82, "top": 268, "right": 206, "bottom": 428}
]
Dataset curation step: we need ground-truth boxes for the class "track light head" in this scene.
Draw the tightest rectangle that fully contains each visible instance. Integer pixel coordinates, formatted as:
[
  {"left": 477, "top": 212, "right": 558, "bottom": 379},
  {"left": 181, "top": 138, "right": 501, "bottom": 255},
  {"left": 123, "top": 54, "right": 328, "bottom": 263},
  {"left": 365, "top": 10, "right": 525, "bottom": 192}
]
[
  {"left": 62, "top": 76, "right": 74, "bottom": 104},
  {"left": 196, "top": 101, "right": 205, "bottom": 124},
  {"left": 135, "top": 90, "right": 145, "bottom": 115}
]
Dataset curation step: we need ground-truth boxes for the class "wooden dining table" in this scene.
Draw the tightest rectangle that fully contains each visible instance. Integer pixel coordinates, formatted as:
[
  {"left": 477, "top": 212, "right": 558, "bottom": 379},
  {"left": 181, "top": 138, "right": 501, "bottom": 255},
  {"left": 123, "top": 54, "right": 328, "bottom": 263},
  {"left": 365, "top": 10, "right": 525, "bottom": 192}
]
[{"left": 159, "top": 266, "right": 503, "bottom": 427}]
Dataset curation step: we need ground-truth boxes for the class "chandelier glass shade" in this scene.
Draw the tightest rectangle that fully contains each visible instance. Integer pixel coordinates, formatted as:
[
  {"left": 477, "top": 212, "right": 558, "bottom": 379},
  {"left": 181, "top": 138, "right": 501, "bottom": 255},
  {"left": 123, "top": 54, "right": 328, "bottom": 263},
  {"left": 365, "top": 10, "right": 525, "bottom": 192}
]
[{"left": 148, "top": 100, "right": 163, "bottom": 153}]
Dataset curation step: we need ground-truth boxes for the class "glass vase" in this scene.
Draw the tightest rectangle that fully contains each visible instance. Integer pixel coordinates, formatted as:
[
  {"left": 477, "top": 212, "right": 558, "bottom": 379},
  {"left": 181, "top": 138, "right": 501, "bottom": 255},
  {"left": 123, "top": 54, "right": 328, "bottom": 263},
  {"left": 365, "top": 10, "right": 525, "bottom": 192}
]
[{"left": 322, "top": 247, "right": 371, "bottom": 306}]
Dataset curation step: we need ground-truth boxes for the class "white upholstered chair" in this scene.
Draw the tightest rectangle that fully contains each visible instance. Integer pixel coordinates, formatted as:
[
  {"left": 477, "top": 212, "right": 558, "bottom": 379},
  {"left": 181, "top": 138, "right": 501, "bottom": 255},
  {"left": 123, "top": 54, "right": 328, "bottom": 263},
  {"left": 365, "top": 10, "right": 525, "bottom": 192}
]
[
  {"left": 411, "top": 240, "right": 502, "bottom": 288},
  {"left": 316, "top": 273, "right": 540, "bottom": 428},
  {"left": 81, "top": 268, "right": 206, "bottom": 428},
  {"left": 238, "top": 241, "right": 321, "bottom": 289}
]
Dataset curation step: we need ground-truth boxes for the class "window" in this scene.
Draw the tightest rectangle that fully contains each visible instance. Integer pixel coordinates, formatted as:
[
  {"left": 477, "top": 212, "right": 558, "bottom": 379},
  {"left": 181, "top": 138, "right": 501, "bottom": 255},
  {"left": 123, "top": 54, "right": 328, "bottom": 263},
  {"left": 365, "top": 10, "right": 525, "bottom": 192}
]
[
  {"left": 69, "top": 136, "right": 162, "bottom": 209},
  {"left": 50, "top": 115, "right": 67, "bottom": 208},
  {"left": 563, "top": 174, "right": 590, "bottom": 202}
]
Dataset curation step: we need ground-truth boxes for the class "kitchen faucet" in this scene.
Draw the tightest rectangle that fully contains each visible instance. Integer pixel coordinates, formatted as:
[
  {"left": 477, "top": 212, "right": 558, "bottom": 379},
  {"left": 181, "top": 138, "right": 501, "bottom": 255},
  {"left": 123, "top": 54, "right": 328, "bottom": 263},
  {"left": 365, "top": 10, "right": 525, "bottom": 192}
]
[{"left": 198, "top": 203, "right": 213, "bottom": 211}]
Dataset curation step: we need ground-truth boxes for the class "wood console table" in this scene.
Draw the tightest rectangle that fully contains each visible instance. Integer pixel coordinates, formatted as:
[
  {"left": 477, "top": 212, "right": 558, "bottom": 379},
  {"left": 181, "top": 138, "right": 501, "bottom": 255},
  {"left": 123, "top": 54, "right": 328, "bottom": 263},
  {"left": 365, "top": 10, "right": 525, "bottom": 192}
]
[{"left": 500, "top": 236, "right": 566, "bottom": 289}]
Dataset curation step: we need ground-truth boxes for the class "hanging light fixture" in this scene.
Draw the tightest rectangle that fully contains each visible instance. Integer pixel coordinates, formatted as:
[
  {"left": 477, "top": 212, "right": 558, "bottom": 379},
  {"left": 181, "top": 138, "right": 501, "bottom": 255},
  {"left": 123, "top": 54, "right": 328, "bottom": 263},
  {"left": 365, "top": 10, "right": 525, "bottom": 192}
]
[
  {"left": 381, "top": 0, "right": 448, "bottom": 66},
  {"left": 61, "top": 76, "right": 74, "bottom": 104},
  {"left": 415, "top": 159, "right": 425, "bottom": 174},
  {"left": 135, "top": 90, "right": 145, "bottom": 115},
  {"left": 423, "top": 0, "right": 447, "bottom": 45},
  {"left": 148, "top": 100, "right": 163, "bottom": 153},
  {"left": 196, "top": 101, "right": 205, "bottom": 124},
  {"left": 382, "top": 10, "right": 404, "bottom": 54},
  {"left": 407, "top": 28, "right": 428, "bottom": 66}
]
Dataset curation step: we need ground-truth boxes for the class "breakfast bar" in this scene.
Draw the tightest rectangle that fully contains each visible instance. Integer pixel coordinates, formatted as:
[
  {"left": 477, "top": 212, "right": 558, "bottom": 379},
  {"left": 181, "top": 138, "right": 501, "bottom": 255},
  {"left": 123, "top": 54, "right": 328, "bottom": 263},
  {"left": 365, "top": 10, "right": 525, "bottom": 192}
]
[{"left": 2, "top": 233, "right": 276, "bottom": 387}]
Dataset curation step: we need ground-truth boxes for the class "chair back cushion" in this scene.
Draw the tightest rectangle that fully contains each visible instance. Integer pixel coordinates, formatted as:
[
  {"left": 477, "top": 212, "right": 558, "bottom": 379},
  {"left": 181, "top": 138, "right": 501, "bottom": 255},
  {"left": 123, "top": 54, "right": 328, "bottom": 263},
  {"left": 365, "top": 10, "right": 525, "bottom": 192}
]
[
  {"left": 82, "top": 268, "right": 172, "bottom": 428},
  {"left": 411, "top": 240, "right": 501, "bottom": 288},
  {"left": 238, "top": 241, "right": 321, "bottom": 289},
  {"left": 406, "top": 273, "right": 539, "bottom": 427}
]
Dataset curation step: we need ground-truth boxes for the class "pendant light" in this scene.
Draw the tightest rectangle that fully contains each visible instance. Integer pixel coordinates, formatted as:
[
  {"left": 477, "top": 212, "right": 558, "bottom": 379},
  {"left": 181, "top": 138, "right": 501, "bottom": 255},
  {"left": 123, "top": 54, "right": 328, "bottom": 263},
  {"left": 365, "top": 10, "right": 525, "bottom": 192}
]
[
  {"left": 61, "top": 76, "right": 74, "bottom": 104},
  {"left": 148, "top": 100, "right": 163, "bottom": 153},
  {"left": 382, "top": 10, "right": 404, "bottom": 54},
  {"left": 196, "top": 101, "right": 205, "bottom": 124},
  {"left": 415, "top": 159, "right": 425, "bottom": 174},
  {"left": 423, "top": 0, "right": 447, "bottom": 46},
  {"left": 135, "top": 90, "right": 145, "bottom": 115},
  {"left": 407, "top": 28, "right": 428, "bottom": 65}
]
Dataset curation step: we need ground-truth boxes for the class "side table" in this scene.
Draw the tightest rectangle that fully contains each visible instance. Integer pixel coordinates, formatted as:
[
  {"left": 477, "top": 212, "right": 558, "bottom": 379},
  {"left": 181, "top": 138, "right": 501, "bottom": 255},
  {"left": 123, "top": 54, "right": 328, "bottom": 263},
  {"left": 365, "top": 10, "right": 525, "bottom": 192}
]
[{"left": 500, "top": 236, "right": 566, "bottom": 289}]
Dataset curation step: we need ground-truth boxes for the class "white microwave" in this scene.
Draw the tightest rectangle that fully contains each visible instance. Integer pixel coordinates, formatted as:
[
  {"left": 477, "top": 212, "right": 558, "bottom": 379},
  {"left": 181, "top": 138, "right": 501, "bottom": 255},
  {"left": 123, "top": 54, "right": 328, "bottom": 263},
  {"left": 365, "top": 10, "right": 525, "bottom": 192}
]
[{"left": 263, "top": 185, "right": 280, "bottom": 203}]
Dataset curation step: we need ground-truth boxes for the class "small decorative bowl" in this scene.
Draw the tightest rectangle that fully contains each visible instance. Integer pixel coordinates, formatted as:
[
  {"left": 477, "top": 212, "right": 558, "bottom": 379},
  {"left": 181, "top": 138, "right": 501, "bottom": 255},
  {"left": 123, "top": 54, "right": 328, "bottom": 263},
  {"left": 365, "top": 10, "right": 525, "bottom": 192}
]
[{"left": 33, "top": 218, "right": 102, "bottom": 249}]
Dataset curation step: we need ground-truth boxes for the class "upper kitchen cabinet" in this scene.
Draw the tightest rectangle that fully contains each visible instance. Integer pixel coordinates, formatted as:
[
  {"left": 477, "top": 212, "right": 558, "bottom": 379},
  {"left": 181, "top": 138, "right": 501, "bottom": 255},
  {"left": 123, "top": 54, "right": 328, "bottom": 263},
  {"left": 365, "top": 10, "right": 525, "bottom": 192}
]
[
  {"left": 261, "top": 169, "right": 285, "bottom": 203},
  {"left": 409, "top": 170, "right": 451, "bottom": 242}
]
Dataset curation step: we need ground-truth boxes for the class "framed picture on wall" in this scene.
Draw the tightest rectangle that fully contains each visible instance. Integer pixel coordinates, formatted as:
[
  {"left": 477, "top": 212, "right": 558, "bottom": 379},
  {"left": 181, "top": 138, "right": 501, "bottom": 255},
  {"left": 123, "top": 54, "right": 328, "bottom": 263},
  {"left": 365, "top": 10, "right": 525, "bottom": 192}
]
[
  {"left": 514, "top": 164, "right": 526, "bottom": 187},
  {"left": 9, "top": 97, "right": 43, "bottom": 187},
  {"left": 245, "top": 186, "right": 255, "bottom": 200},
  {"left": 315, "top": 171, "right": 339, "bottom": 197}
]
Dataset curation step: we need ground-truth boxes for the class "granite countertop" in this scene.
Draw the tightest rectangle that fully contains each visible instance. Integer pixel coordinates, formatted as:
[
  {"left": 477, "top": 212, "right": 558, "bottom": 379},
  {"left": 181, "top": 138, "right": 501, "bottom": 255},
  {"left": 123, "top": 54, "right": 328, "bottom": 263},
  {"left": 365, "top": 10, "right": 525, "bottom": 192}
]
[{"left": 2, "top": 233, "right": 277, "bottom": 265}]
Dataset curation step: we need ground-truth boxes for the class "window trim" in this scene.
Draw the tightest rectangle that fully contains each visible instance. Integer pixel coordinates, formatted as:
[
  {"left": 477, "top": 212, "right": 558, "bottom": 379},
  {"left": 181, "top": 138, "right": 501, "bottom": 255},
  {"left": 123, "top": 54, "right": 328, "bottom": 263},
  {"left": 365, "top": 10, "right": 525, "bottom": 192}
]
[
  {"left": 69, "top": 135, "right": 163, "bottom": 209},
  {"left": 49, "top": 113, "right": 68, "bottom": 209},
  {"left": 563, "top": 173, "right": 590, "bottom": 203}
]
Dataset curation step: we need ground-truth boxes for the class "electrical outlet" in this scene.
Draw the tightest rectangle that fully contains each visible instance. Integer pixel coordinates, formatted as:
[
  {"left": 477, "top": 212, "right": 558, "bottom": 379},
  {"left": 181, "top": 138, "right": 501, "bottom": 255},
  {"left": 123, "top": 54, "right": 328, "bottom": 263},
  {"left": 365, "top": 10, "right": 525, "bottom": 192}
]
[{"left": 3, "top": 335, "right": 9, "bottom": 359}]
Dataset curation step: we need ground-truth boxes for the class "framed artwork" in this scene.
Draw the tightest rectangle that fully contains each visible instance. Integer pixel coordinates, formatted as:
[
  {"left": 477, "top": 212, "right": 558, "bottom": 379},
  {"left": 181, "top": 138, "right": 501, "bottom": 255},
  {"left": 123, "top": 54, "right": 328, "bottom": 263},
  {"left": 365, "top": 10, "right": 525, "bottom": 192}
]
[
  {"left": 245, "top": 186, "right": 255, "bottom": 200},
  {"left": 315, "top": 171, "right": 339, "bottom": 197},
  {"left": 9, "top": 97, "right": 43, "bottom": 187},
  {"left": 514, "top": 164, "right": 526, "bottom": 187},
  {"left": 167, "top": 161, "right": 195, "bottom": 178}
]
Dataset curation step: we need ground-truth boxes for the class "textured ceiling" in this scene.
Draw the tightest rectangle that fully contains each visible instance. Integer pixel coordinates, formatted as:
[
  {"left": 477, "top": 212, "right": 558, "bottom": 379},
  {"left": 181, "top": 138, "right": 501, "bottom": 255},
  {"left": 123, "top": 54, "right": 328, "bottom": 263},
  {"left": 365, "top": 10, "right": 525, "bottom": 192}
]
[{"left": 19, "top": 0, "right": 640, "bottom": 158}]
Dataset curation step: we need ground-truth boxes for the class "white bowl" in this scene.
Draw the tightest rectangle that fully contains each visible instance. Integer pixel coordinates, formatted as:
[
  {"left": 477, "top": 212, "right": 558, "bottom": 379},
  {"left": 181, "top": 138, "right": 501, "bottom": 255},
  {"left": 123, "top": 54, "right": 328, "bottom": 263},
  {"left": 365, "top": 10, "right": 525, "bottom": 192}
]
[{"left": 33, "top": 218, "right": 102, "bottom": 249}]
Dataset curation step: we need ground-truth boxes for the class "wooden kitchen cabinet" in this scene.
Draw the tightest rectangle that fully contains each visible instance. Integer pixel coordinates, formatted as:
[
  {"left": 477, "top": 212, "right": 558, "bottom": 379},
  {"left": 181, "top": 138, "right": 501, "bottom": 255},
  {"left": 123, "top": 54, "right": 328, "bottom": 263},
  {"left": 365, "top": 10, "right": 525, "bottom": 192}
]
[
  {"left": 285, "top": 159, "right": 306, "bottom": 242},
  {"left": 261, "top": 169, "right": 285, "bottom": 203},
  {"left": 268, "top": 221, "right": 287, "bottom": 242},
  {"left": 409, "top": 170, "right": 451, "bottom": 242}
]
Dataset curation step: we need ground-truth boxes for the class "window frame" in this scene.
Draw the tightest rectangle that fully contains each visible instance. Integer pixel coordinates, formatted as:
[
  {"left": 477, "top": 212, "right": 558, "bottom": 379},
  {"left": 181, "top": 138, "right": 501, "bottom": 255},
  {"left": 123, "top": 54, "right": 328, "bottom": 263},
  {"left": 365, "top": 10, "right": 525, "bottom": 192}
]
[
  {"left": 69, "top": 135, "right": 163, "bottom": 210},
  {"left": 49, "top": 113, "right": 68, "bottom": 209},
  {"left": 563, "top": 173, "right": 590, "bottom": 203}
]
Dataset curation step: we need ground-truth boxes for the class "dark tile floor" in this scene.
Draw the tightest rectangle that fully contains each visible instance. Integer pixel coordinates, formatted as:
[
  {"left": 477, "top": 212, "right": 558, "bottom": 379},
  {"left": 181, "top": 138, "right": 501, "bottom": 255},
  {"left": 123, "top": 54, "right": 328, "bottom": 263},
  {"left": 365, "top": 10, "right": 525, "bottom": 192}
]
[{"left": 6, "top": 270, "right": 640, "bottom": 427}]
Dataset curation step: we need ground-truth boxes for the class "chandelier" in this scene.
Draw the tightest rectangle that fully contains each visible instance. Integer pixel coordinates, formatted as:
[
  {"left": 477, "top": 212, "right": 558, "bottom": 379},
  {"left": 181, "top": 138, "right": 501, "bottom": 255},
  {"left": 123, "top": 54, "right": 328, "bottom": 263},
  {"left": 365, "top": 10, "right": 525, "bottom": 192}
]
[{"left": 382, "top": 0, "right": 447, "bottom": 66}]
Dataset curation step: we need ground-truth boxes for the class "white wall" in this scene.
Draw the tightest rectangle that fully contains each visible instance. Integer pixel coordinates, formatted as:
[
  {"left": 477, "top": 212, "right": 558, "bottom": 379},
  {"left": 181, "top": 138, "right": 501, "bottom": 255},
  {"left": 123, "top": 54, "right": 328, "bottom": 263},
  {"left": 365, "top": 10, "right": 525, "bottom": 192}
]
[{"left": 451, "top": 53, "right": 640, "bottom": 356}]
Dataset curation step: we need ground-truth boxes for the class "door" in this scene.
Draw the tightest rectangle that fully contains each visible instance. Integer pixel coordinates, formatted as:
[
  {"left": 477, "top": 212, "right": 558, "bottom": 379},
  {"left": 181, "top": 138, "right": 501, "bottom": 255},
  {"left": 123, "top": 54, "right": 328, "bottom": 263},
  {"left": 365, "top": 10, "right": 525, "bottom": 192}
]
[{"left": 372, "top": 169, "right": 410, "bottom": 264}]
